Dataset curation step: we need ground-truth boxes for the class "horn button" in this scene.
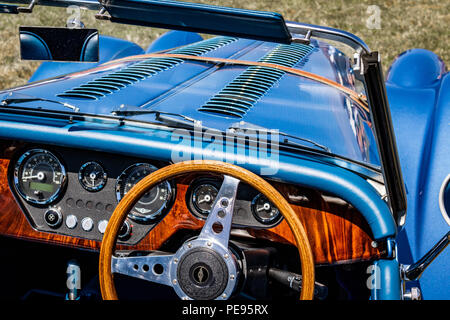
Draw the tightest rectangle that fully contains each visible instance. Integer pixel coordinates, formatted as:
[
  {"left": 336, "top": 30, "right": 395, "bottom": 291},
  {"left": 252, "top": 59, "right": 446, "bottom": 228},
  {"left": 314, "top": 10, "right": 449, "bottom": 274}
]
[
  {"left": 170, "top": 239, "right": 239, "bottom": 300},
  {"left": 177, "top": 247, "right": 228, "bottom": 300}
]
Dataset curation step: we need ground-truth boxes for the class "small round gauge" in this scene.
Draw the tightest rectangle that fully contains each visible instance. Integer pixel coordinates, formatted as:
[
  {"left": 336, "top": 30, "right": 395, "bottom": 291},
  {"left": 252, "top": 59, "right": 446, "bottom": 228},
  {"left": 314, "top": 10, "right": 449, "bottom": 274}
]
[
  {"left": 116, "top": 163, "right": 173, "bottom": 223},
  {"left": 13, "top": 149, "right": 66, "bottom": 205},
  {"left": 251, "top": 193, "right": 281, "bottom": 225},
  {"left": 192, "top": 183, "right": 219, "bottom": 216},
  {"left": 78, "top": 161, "right": 107, "bottom": 192}
]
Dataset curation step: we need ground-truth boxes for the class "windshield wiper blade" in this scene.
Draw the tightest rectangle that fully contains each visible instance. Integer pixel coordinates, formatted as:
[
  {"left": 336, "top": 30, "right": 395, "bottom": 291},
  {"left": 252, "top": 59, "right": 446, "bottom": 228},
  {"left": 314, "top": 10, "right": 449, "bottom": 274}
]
[
  {"left": 279, "top": 131, "right": 331, "bottom": 153},
  {"left": 1, "top": 92, "right": 80, "bottom": 112},
  {"left": 111, "top": 104, "right": 203, "bottom": 130},
  {"left": 228, "top": 122, "right": 331, "bottom": 153}
]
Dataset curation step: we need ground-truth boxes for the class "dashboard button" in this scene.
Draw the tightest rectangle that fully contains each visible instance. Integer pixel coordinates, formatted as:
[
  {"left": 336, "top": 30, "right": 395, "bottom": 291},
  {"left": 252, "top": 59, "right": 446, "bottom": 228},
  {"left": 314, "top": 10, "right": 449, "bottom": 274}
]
[
  {"left": 86, "top": 201, "right": 94, "bottom": 210},
  {"left": 81, "top": 217, "right": 94, "bottom": 232},
  {"left": 98, "top": 220, "right": 108, "bottom": 234},
  {"left": 65, "top": 215, "right": 78, "bottom": 229},
  {"left": 76, "top": 199, "right": 84, "bottom": 208},
  {"left": 95, "top": 202, "right": 104, "bottom": 211},
  {"left": 44, "top": 209, "right": 62, "bottom": 228}
]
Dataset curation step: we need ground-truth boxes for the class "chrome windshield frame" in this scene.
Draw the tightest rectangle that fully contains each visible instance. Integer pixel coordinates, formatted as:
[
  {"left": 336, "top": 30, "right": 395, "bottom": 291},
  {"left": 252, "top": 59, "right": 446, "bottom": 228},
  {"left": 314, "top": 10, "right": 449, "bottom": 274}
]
[
  {"left": 286, "top": 21, "right": 371, "bottom": 54},
  {"left": 287, "top": 21, "right": 407, "bottom": 226}
]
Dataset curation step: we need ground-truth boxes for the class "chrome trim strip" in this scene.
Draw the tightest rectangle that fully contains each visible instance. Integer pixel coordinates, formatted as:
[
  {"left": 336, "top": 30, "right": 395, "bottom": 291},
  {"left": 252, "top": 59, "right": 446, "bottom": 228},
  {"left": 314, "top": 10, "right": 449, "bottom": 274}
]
[
  {"left": 286, "top": 21, "right": 371, "bottom": 53},
  {"left": 5, "top": 0, "right": 102, "bottom": 10}
]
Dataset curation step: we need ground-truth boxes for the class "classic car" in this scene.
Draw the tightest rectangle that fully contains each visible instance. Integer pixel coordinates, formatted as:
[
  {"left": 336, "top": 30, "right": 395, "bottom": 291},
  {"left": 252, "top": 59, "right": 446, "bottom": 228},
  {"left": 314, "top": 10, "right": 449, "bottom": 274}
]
[{"left": 0, "top": 0, "right": 448, "bottom": 301}]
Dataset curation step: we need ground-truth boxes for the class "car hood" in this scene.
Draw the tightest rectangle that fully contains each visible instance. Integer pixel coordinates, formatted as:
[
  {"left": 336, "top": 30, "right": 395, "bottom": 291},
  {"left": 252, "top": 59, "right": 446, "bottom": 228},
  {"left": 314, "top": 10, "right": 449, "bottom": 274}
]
[{"left": 1, "top": 36, "right": 379, "bottom": 166}]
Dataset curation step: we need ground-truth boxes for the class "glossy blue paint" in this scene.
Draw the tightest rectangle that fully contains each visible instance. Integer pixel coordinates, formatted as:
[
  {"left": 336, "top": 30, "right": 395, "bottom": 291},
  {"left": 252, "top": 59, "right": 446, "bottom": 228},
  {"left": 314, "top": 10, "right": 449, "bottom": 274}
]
[
  {"left": 28, "top": 35, "right": 144, "bottom": 83},
  {"left": 3, "top": 37, "right": 379, "bottom": 168},
  {"left": 370, "top": 258, "right": 402, "bottom": 300},
  {"left": 387, "top": 49, "right": 450, "bottom": 299},
  {"left": 146, "top": 30, "right": 203, "bottom": 54},
  {"left": 0, "top": 111, "right": 396, "bottom": 240},
  {"left": 387, "top": 49, "right": 446, "bottom": 88},
  {"left": 17, "top": 38, "right": 255, "bottom": 109}
]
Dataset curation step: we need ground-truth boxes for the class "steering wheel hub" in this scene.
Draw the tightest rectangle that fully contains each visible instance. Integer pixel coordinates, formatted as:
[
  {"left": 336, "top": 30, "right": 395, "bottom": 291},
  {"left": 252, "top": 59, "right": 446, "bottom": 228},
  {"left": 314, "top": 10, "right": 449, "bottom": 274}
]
[
  {"left": 177, "top": 247, "right": 228, "bottom": 299},
  {"left": 171, "top": 238, "right": 239, "bottom": 300}
]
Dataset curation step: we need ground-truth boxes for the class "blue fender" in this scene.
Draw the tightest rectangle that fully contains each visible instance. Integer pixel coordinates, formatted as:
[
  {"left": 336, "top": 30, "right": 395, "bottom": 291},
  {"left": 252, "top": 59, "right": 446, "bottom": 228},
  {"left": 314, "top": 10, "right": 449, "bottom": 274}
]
[
  {"left": 387, "top": 48, "right": 449, "bottom": 299},
  {"left": 146, "top": 30, "right": 203, "bottom": 53},
  {"left": 28, "top": 35, "right": 144, "bottom": 83}
]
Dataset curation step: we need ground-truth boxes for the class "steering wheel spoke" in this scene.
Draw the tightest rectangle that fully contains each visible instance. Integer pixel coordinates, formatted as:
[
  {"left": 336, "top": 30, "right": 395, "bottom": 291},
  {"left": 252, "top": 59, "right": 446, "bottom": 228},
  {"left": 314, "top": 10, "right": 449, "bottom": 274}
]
[
  {"left": 197, "top": 175, "right": 240, "bottom": 249},
  {"left": 111, "top": 252, "right": 174, "bottom": 287}
]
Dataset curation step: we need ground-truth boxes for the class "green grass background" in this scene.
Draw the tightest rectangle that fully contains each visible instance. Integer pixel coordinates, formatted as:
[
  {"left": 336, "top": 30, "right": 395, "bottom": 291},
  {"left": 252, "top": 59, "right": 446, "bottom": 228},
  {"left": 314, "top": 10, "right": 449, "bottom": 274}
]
[{"left": 0, "top": 0, "right": 448, "bottom": 89}]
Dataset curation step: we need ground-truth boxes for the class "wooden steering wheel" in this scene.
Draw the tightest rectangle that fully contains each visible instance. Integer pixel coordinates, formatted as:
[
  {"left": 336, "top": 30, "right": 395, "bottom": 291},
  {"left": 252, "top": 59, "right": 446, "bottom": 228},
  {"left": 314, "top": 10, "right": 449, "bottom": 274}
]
[{"left": 99, "top": 160, "right": 315, "bottom": 300}]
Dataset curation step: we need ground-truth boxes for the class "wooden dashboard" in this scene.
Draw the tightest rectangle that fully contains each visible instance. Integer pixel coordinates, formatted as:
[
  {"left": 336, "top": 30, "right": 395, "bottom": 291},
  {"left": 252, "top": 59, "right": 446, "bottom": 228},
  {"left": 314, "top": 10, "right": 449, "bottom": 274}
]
[{"left": 0, "top": 142, "right": 385, "bottom": 265}]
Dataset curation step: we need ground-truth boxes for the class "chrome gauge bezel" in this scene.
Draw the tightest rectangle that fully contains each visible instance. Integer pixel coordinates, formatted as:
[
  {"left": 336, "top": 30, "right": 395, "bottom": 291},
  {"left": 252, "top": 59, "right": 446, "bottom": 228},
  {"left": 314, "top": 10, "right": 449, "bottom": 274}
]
[
  {"left": 78, "top": 161, "right": 108, "bottom": 192},
  {"left": 192, "top": 183, "right": 219, "bottom": 217},
  {"left": 186, "top": 177, "right": 222, "bottom": 219},
  {"left": 115, "top": 163, "right": 174, "bottom": 223},
  {"left": 13, "top": 148, "right": 67, "bottom": 205},
  {"left": 439, "top": 174, "right": 450, "bottom": 226},
  {"left": 251, "top": 193, "right": 282, "bottom": 225}
]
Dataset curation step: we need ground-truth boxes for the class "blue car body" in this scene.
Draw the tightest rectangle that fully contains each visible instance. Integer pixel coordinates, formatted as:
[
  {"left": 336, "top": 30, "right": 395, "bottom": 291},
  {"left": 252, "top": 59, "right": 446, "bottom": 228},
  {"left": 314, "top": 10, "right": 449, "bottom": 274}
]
[
  {"left": 11, "top": 34, "right": 379, "bottom": 166},
  {"left": 0, "top": 0, "right": 448, "bottom": 301},
  {"left": 386, "top": 49, "right": 449, "bottom": 300}
]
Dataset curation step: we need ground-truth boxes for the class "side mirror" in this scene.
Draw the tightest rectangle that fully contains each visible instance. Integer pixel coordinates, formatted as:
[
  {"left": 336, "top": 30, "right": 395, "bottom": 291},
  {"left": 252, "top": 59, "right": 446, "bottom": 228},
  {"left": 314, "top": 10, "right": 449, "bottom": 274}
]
[{"left": 19, "top": 26, "right": 99, "bottom": 62}]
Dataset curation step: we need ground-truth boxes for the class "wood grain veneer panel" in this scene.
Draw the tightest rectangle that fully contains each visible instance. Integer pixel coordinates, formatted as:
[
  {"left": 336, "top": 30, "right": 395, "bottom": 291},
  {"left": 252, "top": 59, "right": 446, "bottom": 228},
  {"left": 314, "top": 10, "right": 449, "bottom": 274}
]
[{"left": 0, "top": 145, "right": 382, "bottom": 265}]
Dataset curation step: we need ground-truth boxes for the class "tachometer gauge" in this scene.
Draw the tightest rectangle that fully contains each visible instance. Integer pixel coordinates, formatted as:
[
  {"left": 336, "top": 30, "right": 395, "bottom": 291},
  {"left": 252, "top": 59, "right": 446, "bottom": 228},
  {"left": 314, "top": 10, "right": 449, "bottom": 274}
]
[
  {"left": 116, "top": 163, "right": 173, "bottom": 223},
  {"left": 78, "top": 161, "right": 107, "bottom": 192},
  {"left": 13, "top": 149, "right": 66, "bottom": 205},
  {"left": 192, "top": 183, "right": 219, "bottom": 216},
  {"left": 251, "top": 193, "right": 281, "bottom": 225}
]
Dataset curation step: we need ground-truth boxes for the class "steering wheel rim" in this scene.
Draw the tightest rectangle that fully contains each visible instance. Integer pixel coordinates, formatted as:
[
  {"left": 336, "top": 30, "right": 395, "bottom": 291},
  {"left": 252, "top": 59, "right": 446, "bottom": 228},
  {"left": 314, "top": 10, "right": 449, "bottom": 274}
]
[{"left": 99, "top": 160, "right": 315, "bottom": 300}]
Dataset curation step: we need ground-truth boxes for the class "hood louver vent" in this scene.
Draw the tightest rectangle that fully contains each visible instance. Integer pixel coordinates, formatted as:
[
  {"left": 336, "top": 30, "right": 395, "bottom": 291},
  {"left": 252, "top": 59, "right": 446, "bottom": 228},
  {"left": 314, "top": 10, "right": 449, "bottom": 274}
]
[
  {"left": 57, "top": 36, "right": 237, "bottom": 100},
  {"left": 198, "top": 43, "right": 313, "bottom": 118}
]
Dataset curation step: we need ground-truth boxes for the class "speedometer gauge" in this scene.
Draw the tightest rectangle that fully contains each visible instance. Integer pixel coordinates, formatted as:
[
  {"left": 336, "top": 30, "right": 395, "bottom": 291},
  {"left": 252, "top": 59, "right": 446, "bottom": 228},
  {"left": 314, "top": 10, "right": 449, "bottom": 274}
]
[
  {"left": 116, "top": 163, "right": 173, "bottom": 223},
  {"left": 13, "top": 149, "right": 66, "bottom": 205}
]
